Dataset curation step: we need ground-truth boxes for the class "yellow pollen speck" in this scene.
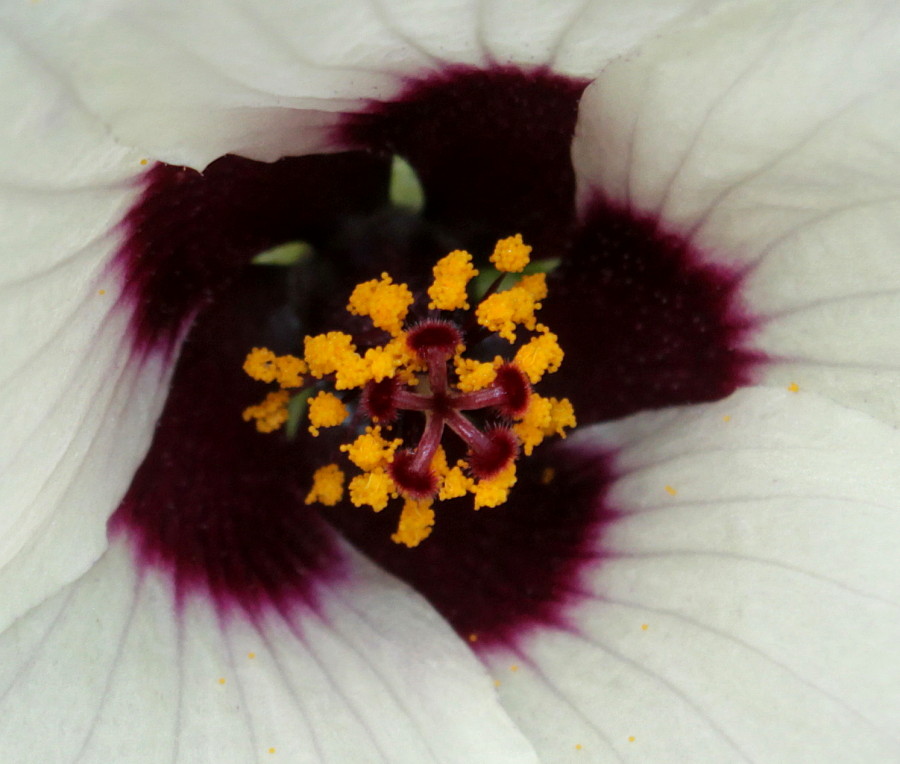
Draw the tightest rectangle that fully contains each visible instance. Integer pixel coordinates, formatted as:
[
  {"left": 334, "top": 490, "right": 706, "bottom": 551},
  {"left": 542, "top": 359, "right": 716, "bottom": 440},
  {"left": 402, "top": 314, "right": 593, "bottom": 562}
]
[
  {"left": 268, "top": 748, "right": 276, "bottom": 755},
  {"left": 641, "top": 624, "right": 649, "bottom": 631},
  {"left": 307, "top": 391, "right": 348, "bottom": 436},
  {"left": 139, "top": 158, "right": 149, "bottom": 166},
  {"left": 247, "top": 652, "right": 256, "bottom": 659},
  {"left": 468, "top": 633, "right": 478, "bottom": 643},
  {"left": 788, "top": 382, "right": 800, "bottom": 393},
  {"left": 347, "top": 272, "right": 413, "bottom": 336},
  {"left": 628, "top": 736, "right": 636, "bottom": 743},
  {"left": 494, "top": 679, "right": 502, "bottom": 687},
  {"left": 391, "top": 498, "right": 435, "bottom": 547},
  {"left": 540, "top": 467, "right": 555, "bottom": 485},
  {"left": 665, "top": 485, "right": 677, "bottom": 496},
  {"left": 242, "top": 390, "right": 290, "bottom": 434},
  {"left": 305, "top": 464, "right": 345, "bottom": 506},
  {"left": 490, "top": 234, "right": 532, "bottom": 273},
  {"left": 97, "top": 289, "right": 106, "bottom": 295},
  {"left": 509, "top": 664, "right": 519, "bottom": 673},
  {"left": 723, "top": 415, "right": 732, "bottom": 422},
  {"left": 575, "top": 744, "right": 583, "bottom": 751},
  {"left": 429, "top": 250, "right": 479, "bottom": 310},
  {"left": 218, "top": 678, "right": 226, "bottom": 685}
]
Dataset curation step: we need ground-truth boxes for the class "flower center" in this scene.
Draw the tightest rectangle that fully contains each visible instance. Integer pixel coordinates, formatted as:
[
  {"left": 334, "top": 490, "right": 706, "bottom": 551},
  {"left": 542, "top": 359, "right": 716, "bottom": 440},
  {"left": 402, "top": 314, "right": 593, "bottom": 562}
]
[{"left": 242, "top": 235, "right": 575, "bottom": 547}]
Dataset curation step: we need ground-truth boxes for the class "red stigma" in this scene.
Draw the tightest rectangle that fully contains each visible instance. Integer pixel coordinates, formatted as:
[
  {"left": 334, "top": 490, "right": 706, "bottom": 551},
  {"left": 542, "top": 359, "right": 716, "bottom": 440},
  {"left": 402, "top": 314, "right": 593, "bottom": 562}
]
[{"left": 406, "top": 320, "right": 462, "bottom": 360}]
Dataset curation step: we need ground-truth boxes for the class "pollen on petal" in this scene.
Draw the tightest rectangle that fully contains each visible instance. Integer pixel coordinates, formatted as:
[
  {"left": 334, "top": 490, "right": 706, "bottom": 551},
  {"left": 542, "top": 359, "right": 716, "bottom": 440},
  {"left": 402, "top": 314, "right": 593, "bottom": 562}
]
[
  {"left": 348, "top": 468, "right": 396, "bottom": 511},
  {"left": 307, "top": 391, "right": 348, "bottom": 436},
  {"left": 304, "top": 464, "right": 345, "bottom": 506},
  {"left": 347, "top": 272, "right": 414, "bottom": 336},
  {"left": 489, "top": 233, "right": 532, "bottom": 273},
  {"left": 241, "top": 390, "right": 290, "bottom": 433},
  {"left": 428, "top": 249, "right": 479, "bottom": 310},
  {"left": 390, "top": 498, "right": 435, "bottom": 548}
]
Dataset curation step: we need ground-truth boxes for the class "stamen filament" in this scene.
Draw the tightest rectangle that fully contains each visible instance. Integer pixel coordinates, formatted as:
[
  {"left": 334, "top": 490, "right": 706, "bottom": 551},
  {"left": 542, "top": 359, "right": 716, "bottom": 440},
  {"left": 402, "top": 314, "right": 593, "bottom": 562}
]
[
  {"left": 444, "top": 410, "right": 494, "bottom": 456},
  {"left": 411, "top": 413, "right": 446, "bottom": 473},
  {"left": 452, "top": 385, "right": 509, "bottom": 411}
]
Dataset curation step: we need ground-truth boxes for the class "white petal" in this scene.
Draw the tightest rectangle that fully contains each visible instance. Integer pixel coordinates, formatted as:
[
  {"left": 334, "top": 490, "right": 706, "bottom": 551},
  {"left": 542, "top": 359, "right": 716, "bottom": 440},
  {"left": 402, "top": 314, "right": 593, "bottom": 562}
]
[
  {"left": 6, "top": 0, "right": 709, "bottom": 170},
  {"left": 0, "top": 33, "right": 170, "bottom": 628},
  {"left": 0, "top": 534, "right": 537, "bottom": 763},
  {"left": 483, "top": 388, "right": 900, "bottom": 762},
  {"left": 572, "top": 1, "right": 900, "bottom": 424}
]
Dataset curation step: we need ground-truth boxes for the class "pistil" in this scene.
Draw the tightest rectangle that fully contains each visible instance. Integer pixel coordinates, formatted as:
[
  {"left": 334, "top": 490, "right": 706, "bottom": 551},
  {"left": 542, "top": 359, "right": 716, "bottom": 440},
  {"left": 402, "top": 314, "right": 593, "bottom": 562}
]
[{"left": 241, "top": 235, "right": 576, "bottom": 547}]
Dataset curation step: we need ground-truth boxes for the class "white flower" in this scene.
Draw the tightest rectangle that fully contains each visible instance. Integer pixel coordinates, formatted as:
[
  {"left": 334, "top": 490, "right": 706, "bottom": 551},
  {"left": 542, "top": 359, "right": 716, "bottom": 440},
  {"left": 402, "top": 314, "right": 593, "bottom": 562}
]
[{"left": 1, "top": 1, "right": 899, "bottom": 761}]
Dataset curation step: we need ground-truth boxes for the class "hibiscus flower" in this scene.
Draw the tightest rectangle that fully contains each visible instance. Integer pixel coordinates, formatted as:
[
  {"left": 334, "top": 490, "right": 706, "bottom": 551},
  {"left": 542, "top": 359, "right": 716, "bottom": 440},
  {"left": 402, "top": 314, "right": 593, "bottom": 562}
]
[{"left": 2, "top": 1, "right": 899, "bottom": 761}]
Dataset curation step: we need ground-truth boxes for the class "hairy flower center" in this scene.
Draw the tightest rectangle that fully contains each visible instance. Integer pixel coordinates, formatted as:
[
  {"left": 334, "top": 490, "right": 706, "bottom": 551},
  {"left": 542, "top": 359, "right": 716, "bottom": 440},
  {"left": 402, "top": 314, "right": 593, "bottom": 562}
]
[{"left": 242, "top": 235, "right": 576, "bottom": 547}]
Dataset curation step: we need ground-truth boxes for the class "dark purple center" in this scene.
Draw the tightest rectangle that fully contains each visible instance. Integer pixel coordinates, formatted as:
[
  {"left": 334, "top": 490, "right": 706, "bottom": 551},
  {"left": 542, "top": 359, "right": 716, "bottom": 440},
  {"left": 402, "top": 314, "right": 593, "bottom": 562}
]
[{"left": 112, "top": 65, "right": 761, "bottom": 644}]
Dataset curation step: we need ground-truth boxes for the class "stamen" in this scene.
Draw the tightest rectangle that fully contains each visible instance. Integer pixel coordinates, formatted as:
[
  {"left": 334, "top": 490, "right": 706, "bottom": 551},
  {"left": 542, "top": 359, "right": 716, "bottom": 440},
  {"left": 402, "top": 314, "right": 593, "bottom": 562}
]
[{"left": 242, "top": 235, "right": 575, "bottom": 546}]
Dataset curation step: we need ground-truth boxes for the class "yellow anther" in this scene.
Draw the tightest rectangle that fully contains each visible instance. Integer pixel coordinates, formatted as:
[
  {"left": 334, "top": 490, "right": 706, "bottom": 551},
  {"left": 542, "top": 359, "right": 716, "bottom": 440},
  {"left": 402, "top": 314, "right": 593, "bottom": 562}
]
[
  {"left": 391, "top": 498, "right": 436, "bottom": 547},
  {"left": 514, "top": 329, "right": 564, "bottom": 384},
  {"left": 454, "top": 356, "right": 499, "bottom": 392},
  {"left": 348, "top": 468, "right": 396, "bottom": 512},
  {"left": 518, "top": 273, "right": 547, "bottom": 301},
  {"left": 472, "top": 463, "right": 517, "bottom": 509},
  {"left": 243, "top": 347, "right": 279, "bottom": 383},
  {"left": 438, "top": 463, "right": 473, "bottom": 500},
  {"left": 362, "top": 345, "right": 402, "bottom": 383},
  {"left": 490, "top": 234, "right": 532, "bottom": 273},
  {"left": 347, "top": 273, "right": 413, "bottom": 336},
  {"left": 307, "top": 391, "right": 348, "bottom": 436},
  {"left": 303, "top": 332, "right": 371, "bottom": 389},
  {"left": 274, "top": 355, "right": 307, "bottom": 388},
  {"left": 512, "top": 394, "right": 575, "bottom": 454},
  {"left": 241, "top": 390, "right": 290, "bottom": 434},
  {"left": 475, "top": 286, "right": 541, "bottom": 342},
  {"left": 304, "top": 332, "right": 357, "bottom": 377},
  {"left": 545, "top": 396, "right": 576, "bottom": 438},
  {"left": 428, "top": 250, "right": 479, "bottom": 310},
  {"left": 513, "top": 394, "right": 553, "bottom": 455},
  {"left": 340, "top": 426, "right": 402, "bottom": 472},
  {"left": 243, "top": 235, "right": 576, "bottom": 546},
  {"left": 304, "top": 464, "right": 345, "bottom": 506}
]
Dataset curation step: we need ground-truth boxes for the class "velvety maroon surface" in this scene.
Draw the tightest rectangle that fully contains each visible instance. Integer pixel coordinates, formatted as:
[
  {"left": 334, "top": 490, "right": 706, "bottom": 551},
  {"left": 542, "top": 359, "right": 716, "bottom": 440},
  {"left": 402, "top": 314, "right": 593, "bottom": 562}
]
[
  {"left": 113, "top": 65, "right": 761, "bottom": 644},
  {"left": 541, "top": 197, "right": 763, "bottom": 422},
  {"left": 112, "top": 269, "right": 343, "bottom": 615},
  {"left": 341, "top": 65, "right": 589, "bottom": 255},
  {"left": 116, "top": 152, "right": 391, "bottom": 353}
]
